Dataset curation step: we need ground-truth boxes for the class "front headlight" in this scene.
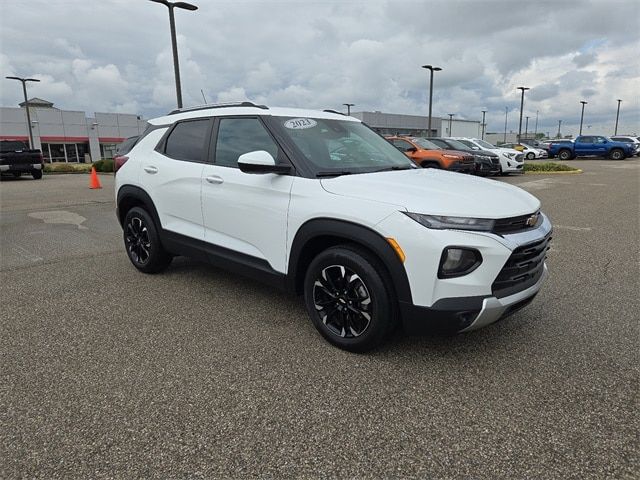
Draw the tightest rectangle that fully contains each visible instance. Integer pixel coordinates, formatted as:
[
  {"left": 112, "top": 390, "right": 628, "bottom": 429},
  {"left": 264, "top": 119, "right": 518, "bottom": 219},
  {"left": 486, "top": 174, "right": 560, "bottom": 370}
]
[
  {"left": 442, "top": 154, "right": 461, "bottom": 159},
  {"left": 404, "top": 212, "right": 495, "bottom": 231},
  {"left": 505, "top": 152, "right": 516, "bottom": 158}
]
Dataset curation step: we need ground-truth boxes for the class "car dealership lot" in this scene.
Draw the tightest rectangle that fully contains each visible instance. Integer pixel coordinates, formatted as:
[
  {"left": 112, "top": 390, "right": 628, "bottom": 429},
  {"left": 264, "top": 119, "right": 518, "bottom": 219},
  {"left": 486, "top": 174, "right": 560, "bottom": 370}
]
[{"left": 1, "top": 161, "right": 638, "bottom": 479}]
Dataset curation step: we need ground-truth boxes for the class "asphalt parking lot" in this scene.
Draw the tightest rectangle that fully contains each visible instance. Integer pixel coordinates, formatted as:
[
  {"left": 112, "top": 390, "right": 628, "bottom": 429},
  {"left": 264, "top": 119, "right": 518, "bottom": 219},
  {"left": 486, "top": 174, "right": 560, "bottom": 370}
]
[{"left": 1, "top": 160, "right": 638, "bottom": 479}]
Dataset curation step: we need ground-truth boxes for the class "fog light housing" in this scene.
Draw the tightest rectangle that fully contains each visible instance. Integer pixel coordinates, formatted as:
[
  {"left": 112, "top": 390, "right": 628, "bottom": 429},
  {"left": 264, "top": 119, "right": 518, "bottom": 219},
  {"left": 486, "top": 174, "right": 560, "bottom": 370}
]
[{"left": 438, "top": 247, "right": 482, "bottom": 278}]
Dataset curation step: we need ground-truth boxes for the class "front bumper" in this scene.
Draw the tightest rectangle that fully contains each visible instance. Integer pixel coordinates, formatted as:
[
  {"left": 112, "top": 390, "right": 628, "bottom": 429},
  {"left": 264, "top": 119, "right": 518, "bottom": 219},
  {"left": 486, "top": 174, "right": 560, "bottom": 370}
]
[{"left": 400, "top": 264, "right": 547, "bottom": 334}]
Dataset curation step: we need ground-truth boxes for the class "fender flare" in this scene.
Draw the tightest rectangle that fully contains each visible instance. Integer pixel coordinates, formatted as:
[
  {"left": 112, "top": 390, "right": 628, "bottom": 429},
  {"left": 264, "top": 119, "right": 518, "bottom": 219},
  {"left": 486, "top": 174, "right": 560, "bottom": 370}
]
[
  {"left": 287, "top": 218, "right": 412, "bottom": 304},
  {"left": 116, "top": 185, "right": 162, "bottom": 230}
]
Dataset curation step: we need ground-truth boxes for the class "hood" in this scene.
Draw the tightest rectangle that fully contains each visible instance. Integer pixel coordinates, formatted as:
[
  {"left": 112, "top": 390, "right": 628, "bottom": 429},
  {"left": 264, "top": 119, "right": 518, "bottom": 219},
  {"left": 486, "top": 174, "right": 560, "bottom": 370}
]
[
  {"left": 320, "top": 168, "right": 540, "bottom": 218},
  {"left": 496, "top": 147, "right": 521, "bottom": 155}
]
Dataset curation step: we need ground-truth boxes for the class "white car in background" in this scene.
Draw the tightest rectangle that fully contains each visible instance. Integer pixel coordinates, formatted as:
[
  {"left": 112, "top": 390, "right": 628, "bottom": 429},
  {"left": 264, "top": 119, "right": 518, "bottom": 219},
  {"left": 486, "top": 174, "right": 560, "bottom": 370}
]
[
  {"left": 449, "top": 137, "right": 524, "bottom": 175},
  {"left": 502, "top": 142, "right": 548, "bottom": 160}
]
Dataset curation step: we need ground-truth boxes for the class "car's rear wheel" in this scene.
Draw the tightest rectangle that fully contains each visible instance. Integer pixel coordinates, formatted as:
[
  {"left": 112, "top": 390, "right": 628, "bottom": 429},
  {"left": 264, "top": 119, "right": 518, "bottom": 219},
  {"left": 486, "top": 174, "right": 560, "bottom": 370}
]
[
  {"left": 526, "top": 152, "right": 535, "bottom": 159},
  {"left": 303, "top": 245, "right": 395, "bottom": 352},
  {"left": 609, "top": 149, "right": 624, "bottom": 160},
  {"left": 123, "top": 207, "right": 172, "bottom": 273},
  {"left": 32, "top": 169, "right": 42, "bottom": 179}
]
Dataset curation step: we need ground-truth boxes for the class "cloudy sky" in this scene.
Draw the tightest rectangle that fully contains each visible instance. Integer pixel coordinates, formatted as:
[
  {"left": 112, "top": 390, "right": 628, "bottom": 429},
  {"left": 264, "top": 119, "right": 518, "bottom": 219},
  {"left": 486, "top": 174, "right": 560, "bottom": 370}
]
[{"left": 1, "top": 0, "right": 638, "bottom": 137}]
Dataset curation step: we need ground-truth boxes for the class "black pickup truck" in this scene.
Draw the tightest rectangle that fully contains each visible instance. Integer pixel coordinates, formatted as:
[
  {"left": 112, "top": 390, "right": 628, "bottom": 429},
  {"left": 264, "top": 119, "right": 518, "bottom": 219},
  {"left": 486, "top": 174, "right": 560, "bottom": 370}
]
[{"left": 0, "top": 140, "right": 44, "bottom": 179}]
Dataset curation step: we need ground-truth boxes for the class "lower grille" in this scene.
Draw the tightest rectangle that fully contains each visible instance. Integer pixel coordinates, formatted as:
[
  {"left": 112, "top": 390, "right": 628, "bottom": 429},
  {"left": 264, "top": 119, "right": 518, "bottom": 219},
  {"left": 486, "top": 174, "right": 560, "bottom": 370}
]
[
  {"left": 491, "top": 158, "right": 500, "bottom": 165},
  {"left": 492, "top": 233, "right": 551, "bottom": 298}
]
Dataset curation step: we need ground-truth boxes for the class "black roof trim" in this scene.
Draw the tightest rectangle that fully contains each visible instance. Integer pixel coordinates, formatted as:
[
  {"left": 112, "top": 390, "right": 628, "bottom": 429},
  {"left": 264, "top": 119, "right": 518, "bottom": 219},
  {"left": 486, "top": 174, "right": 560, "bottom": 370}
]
[
  {"left": 168, "top": 102, "right": 269, "bottom": 115},
  {"left": 322, "top": 109, "right": 346, "bottom": 116}
]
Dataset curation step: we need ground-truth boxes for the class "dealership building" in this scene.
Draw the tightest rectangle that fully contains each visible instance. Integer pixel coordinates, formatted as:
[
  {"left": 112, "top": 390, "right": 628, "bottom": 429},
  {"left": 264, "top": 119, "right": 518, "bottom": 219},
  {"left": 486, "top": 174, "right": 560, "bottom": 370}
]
[
  {"left": 350, "top": 111, "right": 482, "bottom": 138},
  {"left": 0, "top": 98, "right": 147, "bottom": 162}
]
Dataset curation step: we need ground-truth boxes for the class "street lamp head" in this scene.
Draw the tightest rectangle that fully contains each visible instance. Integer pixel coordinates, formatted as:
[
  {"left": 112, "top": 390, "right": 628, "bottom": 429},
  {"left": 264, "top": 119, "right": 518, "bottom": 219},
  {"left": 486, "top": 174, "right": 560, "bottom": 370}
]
[
  {"left": 5, "top": 76, "right": 40, "bottom": 83},
  {"left": 517, "top": 86, "right": 530, "bottom": 91},
  {"left": 149, "top": 0, "right": 198, "bottom": 10},
  {"left": 580, "top": 100, "right": 588, "bottom": 105},
  {"left": 174, "top": 1, "right": 198, "bottom": 10},
  {"left": 421, "top": 65, "right": 442, "bottom": 71}
]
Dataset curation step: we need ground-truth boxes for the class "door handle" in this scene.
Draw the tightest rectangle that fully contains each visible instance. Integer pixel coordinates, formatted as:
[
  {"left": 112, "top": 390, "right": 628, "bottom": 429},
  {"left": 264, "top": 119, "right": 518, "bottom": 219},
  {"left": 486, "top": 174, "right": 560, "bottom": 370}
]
[
  {"left": 144, "top": 165, "right": 158, "bottom": 174},
  {"left": 205, "top": 175, "right": 224, "bottom": 185}
]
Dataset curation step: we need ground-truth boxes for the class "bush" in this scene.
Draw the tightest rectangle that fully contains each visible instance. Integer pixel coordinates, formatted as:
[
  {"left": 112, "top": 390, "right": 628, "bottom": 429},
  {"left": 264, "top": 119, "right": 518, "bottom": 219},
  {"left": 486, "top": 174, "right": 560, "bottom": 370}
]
[
  {"left": 524, "top": 162, "right": 580, "bottom": 172},
  {"left": 44, "top": 163, "right": 92, "bottom": 173},
  {"left": 93, "top": 159, "right": 115, "bottom": 172}
]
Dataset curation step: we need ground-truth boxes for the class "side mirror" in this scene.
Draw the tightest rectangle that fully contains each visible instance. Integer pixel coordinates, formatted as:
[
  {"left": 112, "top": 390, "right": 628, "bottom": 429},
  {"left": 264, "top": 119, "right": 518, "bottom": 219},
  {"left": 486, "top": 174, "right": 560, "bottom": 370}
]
[
  {"left": 472, "top": 146, "right": 480, "bottom": 150},
  {"left": 238, "top": 150, "right": 291, "bottom": 175},
  {"left": 406, "top": 146, "right": 418, "bottom": 152}
]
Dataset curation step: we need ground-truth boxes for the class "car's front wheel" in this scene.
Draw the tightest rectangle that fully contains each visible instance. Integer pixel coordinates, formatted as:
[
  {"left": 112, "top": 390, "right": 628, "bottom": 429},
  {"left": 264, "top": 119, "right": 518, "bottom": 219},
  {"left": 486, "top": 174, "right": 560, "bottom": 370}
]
[
  {"left": 123, "top": 207, "right": 172, "bottom": 273},
  {"left": 303, "top": 245, "right": 396, "bottom": 352},
  {"left": 526, "top": 152, "right": 535, "bottom": 159},
  {"left": 32, "top": 169, "right": 43, "bottom": 179}
]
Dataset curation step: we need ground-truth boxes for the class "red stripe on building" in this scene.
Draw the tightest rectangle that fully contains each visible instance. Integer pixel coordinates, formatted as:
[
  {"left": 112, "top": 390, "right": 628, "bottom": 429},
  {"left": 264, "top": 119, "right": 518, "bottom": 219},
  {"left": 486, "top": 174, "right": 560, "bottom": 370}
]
[
  {"left": 0, "top": 135, "right": 29, "bottom": 141},
  {"left": 99, "top": 137, "right": 126, "bottom": 143},
  {"left": 39, "top": 136, "right": 90, "bottom": 142}
]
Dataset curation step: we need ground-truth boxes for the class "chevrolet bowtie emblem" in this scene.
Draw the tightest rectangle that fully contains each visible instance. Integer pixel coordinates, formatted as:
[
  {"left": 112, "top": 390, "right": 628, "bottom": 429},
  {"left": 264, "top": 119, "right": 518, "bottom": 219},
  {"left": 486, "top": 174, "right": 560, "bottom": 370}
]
[{"left": 526, "top": 213, "right": 539, "bottom": 227}]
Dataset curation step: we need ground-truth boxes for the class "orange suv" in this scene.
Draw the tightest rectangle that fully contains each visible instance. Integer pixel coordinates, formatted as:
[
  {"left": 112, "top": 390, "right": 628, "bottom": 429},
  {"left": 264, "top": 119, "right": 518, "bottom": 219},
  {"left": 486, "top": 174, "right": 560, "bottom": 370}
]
[{"left": 386, "top": 136, "right": 475, "bottom": 173}]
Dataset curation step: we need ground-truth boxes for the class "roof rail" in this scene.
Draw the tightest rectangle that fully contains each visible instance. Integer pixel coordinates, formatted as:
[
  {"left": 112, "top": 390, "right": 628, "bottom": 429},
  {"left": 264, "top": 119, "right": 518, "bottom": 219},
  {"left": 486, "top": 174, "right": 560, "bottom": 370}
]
[
  {"left": 167, "top": 101, "right": 268, "bottom": 115},
  {"left": 323, "top": 109, "right": 346, "bottom": 116}
]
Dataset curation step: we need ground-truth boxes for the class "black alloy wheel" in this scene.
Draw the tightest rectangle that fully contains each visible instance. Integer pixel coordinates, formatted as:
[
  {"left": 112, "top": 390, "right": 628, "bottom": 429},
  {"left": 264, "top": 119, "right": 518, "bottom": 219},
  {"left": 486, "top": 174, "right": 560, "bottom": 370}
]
[
  {"left": 125, "top": 215, "right": 151, "bottom": 266},
  {"left": 304, "top": 245, "right": 395, "bottom": 352},
  {"left": 313, "top": 265, "right": 372, "bottom": 338},
  {"left": 123, "top": 207, "right": 172, "bottom": 273}
]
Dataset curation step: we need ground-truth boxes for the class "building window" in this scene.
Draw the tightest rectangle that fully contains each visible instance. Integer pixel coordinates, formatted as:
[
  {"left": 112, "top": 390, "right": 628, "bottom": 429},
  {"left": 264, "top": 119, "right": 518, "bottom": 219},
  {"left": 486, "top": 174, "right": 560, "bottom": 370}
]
[{"left": 100, "top": 144, "right": 117, "bottom": 159}]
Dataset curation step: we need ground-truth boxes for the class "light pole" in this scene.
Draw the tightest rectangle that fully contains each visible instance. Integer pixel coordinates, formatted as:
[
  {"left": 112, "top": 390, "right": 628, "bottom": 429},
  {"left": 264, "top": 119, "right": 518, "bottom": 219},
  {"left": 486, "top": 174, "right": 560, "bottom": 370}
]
[
  {"left": 421, "top": 65, "right": 442, "bottom": 137},
  {"left": 557, "top": 120, "right": 562, "bottom": 139},
  {"left": 6, "top": 76, "right": 41, "bottom": 149},
  {"left": 614, "top": 99, "right": 622, "bottom": 135},
  {"left": 504, "top": 107, "right": 509, "bottom": 143},
  {"left": 517, "top": 86, "right": 530, "bottom": 142},
  {"left": 149, "top": 0, "right": 198, "bottom": 109},
  {"left": 524, "top": 116, "right": 529, "bottom": 140},
  {"left": 534, "top": 110, "right": 539, "bottom": 137},
  {"left": 579, "top": 100, "right": 587, "bottom": 135},
  {"left": 343, "top": 103, "right": 355, "bottom": 116},
  {"left": 481, "top": 110, "right": 487, "bottom": 140},
  {"left": 447, "top": 114, "right": 454, "bottom": 136}
]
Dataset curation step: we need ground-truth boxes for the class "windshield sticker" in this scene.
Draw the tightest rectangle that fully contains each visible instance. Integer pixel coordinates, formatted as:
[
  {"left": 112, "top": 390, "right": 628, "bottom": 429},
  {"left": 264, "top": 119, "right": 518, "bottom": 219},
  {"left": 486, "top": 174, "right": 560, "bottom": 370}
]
[{"left": 284, "top": 118, "right": 318, "bottom": 130}]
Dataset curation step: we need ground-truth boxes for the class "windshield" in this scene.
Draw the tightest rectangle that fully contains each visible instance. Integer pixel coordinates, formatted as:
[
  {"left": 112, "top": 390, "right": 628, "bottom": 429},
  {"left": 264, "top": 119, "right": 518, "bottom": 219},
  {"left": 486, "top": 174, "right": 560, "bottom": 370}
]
[
  {"left": 475, "top": 139, "right": 496, "bottom": 149},
  {"left": 276, "top": 117, "right": 413, "bottom": 174},
  {"left": 413, "top": 138, "right": 442, "bottom": 150}
]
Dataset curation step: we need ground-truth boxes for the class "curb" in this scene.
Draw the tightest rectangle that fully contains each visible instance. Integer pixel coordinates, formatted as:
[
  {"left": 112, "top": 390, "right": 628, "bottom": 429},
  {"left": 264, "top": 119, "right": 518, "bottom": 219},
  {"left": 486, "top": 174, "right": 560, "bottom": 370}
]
[{"left": 524, "top": 169, "right": 582, "bottom": 175}]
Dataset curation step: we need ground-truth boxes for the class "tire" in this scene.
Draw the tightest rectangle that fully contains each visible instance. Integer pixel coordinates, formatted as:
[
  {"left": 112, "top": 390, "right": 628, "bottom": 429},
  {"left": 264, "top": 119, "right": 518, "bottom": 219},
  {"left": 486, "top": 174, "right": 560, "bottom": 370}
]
[
  {"left": 558, "top": 149, "right": 572, "bottom": 161},
  {"left": 421, "top": 161, "right": 441, "bottom": 169},
  {"left": 526, "top": 152, "right": 535, "bottom": 160},
  {"left": 123, "top": 207, "right": 172, "bottom": 273},
  {"left": 303, "top": 245, "right": 396, "bottom": 352},
  {"left": 609, "top": 149, "right": 625, "bottom": 160},
  {"left": 32, "top": 169, "right": 43, "bottom": 179}
]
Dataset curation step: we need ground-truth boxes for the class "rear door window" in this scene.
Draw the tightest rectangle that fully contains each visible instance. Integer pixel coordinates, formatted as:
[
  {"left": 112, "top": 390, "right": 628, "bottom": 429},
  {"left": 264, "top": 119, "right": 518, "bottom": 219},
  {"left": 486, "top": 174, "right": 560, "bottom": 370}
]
[{"left": 164, "top": 119, "right": 210, "bottom": 162}]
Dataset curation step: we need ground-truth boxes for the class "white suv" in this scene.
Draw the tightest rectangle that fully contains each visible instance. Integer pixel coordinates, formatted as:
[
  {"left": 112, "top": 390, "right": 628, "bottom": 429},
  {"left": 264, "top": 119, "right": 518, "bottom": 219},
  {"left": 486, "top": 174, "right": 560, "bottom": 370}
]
[
  {"left": 449, "top": 137, "right": 524, "bottom": 174},
  {"left": 115, "top": 103, "right": 552, "bottom": 352}
]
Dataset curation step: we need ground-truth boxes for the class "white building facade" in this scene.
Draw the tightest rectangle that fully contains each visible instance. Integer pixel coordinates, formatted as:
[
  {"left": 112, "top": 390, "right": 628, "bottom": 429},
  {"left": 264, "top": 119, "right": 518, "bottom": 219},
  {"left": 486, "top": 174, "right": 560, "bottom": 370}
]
[
  {"left": 351, "top": 111, "right": 481, "bottom": 138},
  {"left": 0, "top": 98, "right": 147, "bottom": 162}
]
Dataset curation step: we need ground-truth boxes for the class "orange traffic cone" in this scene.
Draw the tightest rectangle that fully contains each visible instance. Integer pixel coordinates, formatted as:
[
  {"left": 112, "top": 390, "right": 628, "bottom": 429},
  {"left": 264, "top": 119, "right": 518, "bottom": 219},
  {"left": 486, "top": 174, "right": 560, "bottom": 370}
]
[{"left": 89, "top": 166, "right": 102, "bottom": 189}]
